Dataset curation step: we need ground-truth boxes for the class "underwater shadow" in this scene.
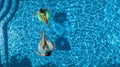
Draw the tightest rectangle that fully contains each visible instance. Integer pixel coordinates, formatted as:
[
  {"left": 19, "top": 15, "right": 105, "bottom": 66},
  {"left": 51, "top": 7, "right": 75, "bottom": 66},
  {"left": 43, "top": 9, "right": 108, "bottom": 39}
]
[
  {"left": 105, "top": 58, "right": 120, "bottom": 67},
  {"left": 9, "top": 54, "right": 32, "bottom": 67},
  {"left": 36, "top": 62, "right": 57, "bottom": 67},
  {"left": 0, "top": 56, "right": 3, "bottom": 67},
  {"left": 105, "top": 63, "right": 120, "bottom": 67},
  {"left": 0, "top": 63, "right": 3, "bottom": 67},
  {"left": 55, "top": 32, "right": 71, "bottom": 50},
  {"left": 54, "top": 12, "right": 67, "bottom": 24}
]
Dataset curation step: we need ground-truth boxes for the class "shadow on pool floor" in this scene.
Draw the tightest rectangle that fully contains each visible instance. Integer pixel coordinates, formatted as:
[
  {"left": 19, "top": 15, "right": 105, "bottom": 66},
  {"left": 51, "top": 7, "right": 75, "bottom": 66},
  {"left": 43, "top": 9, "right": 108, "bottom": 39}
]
[
  {"left": 106, "top": 63, "right": 120, "bottom": 67},
  {"left": 9, "top": 54, "right": 32, "bottom": 67},
  {"left": 105, "top": 58, "right": 120, "bottom": 67},
  {"left": 0, "top": 56, "right": 3, "bottom": 67},
  {"left": 54, "top": 12, "right": 67, "bottom": 25},
  {"left": 36, "top": 62, "right": 57, "bottom": 67},
  {"left": 55, "top": 32, "right": 71, "bottom": 50}
]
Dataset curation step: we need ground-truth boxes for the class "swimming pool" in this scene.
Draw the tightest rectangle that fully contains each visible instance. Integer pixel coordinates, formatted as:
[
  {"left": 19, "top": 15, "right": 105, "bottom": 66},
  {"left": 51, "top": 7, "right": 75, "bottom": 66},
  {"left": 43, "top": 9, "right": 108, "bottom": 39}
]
[{"left": 0, "top": 0, "right": 120, "bottom": 67}]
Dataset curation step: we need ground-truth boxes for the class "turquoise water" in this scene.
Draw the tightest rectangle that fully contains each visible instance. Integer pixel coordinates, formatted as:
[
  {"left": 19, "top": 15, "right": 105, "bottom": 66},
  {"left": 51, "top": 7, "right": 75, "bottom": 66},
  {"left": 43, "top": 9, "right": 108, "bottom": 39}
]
[{"left": 0, "top": 0, "right": 120, "bottom": 67}]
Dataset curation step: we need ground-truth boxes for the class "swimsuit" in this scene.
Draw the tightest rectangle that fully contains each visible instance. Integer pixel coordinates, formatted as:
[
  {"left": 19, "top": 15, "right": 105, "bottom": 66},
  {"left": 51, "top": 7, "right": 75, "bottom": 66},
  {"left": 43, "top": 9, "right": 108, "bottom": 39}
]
[{"left": 37, "top": 10, "right": 50, "bottom": 23}]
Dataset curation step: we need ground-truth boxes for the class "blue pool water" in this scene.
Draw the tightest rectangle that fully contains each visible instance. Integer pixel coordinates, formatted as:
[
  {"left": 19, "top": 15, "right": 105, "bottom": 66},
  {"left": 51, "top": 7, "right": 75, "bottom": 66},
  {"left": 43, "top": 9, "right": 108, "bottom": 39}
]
[{"left": 0, "top": 0, "right": 120, "bottom": 67}]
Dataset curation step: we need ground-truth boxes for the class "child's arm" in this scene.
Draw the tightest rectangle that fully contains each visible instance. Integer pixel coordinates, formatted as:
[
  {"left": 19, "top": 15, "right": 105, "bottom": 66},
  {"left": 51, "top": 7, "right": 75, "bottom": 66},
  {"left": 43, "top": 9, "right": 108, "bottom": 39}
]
[
  {"left": 35, "top": 51, "right": 46, "bottom": 56},
  {"left": 34, "top": 50, "right": 41, "bottom": 56}
]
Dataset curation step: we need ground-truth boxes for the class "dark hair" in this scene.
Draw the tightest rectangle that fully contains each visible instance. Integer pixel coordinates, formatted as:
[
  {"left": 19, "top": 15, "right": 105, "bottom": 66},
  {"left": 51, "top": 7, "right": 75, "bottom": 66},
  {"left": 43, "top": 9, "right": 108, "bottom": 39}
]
[
  {"left": 45, "top": 51, "right": 51, "bottom": 56},
  {"left": 40, "top": 9, "right": 44, "bottom": 13}
]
